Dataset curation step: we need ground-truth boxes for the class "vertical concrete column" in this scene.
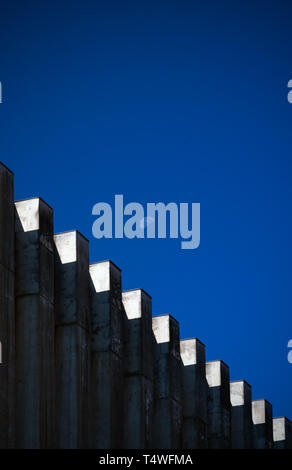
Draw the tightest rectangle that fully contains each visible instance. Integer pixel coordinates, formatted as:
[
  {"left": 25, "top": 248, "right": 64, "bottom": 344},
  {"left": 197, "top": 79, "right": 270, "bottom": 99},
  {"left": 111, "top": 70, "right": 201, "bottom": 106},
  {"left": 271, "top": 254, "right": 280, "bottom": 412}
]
[
  {"left": 89, "top": 260, "right": 124, "bottom": 449},
  {"left": 122, "top": 289, "right": 154, "bottom": 448},
  {"left": 252, "top": 399, "right": 273, "bottom": 449},
  {"left": 206, "top": 360, "right": 231, "bottom": 448},
  {"left": 54, "top": 231, "right": 90, "bottom": 449},
  {"left": 180, "top": 338, "right": 208, "bottom": 448},
  {"left": 15, "top": 198, "right": 55, "bottom": 448},
  {"left": 230, "top": 380, "right": 253, "bottom": 449},
  {"left": 152, "top": 314, "right": 183, "bottom": 449},
  {"left": 273, "top": 417, "right": 292, "bottom": 449},
  {"left": 0, "top": 163, "right": 15, "bottom": 448}
]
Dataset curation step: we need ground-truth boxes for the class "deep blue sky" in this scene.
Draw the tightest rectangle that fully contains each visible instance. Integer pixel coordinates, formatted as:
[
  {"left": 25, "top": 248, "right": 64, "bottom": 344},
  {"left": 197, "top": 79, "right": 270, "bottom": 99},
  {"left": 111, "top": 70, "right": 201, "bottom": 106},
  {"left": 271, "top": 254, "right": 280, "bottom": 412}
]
[{"left": 1, "top": 0, "right": 292, "bottom": 419}]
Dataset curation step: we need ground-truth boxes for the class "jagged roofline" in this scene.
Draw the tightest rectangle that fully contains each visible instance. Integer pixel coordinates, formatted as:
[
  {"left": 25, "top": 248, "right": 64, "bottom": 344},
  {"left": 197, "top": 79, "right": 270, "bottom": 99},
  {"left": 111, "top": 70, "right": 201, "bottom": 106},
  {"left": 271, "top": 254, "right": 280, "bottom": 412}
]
[{"left": 0, "top": 161, "right": 290, "bottom": 449}]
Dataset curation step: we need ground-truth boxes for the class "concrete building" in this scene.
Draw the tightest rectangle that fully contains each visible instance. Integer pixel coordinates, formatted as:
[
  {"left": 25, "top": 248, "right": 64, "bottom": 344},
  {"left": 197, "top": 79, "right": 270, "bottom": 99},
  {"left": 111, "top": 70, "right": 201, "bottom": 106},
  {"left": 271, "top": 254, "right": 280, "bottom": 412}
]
[
  {"left": 180, "top": 338, "right": 208, "bottom": 448},
  {"left": 152, "top": 314, "right": 183, "bottom": 448},
  {"left": 273, "top": 417, "right": 292, "bottom": 449},
  {"left": 206, "top": 360, "right": 231, "bottom": 449},
  {"left": 252, "top": 399, "right": 273, "bottom": 449},
  {"left": 15, "top": 198, "right": 55, "bottom": 448},
  {"left": 0, "top": 161, "right": 290, "bottom": 449},
  {"left": 122, "top": 289, "right": 154, "bottom": 448},
  {"left": 230, "top": 381, "right": 253, "bottom": 449},
  {"left": 89, "top": 260, "right": 124, "bottom": 448},
  {"left": 0, "top": 163, "right": 15, "bottom": 449}
]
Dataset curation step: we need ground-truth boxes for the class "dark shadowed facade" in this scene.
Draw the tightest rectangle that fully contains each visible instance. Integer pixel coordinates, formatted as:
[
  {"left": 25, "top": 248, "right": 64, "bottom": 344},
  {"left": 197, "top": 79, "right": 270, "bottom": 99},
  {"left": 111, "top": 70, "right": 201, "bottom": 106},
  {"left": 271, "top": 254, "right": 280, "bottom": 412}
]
[{"left": 0, "top": 162, "right": 291, "bottom": 449}]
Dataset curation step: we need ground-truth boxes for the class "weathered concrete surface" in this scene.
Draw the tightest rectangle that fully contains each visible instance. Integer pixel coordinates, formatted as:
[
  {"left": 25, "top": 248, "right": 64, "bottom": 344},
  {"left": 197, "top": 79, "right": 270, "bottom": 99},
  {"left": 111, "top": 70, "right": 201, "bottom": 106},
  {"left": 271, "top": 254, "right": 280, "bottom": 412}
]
[
  {"left": 0, "top": 163, "right": 15, "bottom": 448},
  {"left": 1, "top": 162, "right": 292, "bottom": 450},
  {"left": 180, "top": 338, "right": 208, "bottom": 449},
  {"left": 15, "top": 198, "right": 54, "bottom": 449},
  {"left": 230, "top": 380, "right": 253, "bottom": 449},
  {"left": 0, "top": 163, "right": 14, "bottom": 270},
  {"left": 152, "top": 314, "right": 182, "bottom": 449},
  {"left": 89, "top": 260, "right": 124, "bottom": 449},
  {"left": 122, "top": 289, "right": 154, "bottom": 448},
  {"left": 273, "top": 417, "right": 292, "bottom": 449},
  {"left": 206, "top": 360, "right": 231, "bottom": 449},
  {"left": 54, "top": 231, "right": 90, "bottom": 449},
  {"left": 252, "top": 399, "right": 273, "bottom": 449}
]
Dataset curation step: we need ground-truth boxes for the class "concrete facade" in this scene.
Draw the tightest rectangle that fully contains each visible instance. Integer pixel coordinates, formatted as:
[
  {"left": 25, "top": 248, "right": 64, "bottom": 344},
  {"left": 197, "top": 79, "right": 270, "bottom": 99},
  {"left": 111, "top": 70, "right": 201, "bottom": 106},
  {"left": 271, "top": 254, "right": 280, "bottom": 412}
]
[
  {"left": 0, "top": 162, "right": 290, "bottom": 449},
  {"left": 273, "top": 417, "right": 292, "bottom": 449},
  {"left": 230, "top": 380, "right": 253, "bottom": 449},
  {"left": 122, "top": 289, "right": 154, "bottom": 448},
  {"left": 0, "top": 163, "right": 15, "bottom": 448},
  {"left": 180, "top": 338, "right": 208, "bottom": 448},
  {"left": 15, "top": 198, "right": 55, "bottom": 448},
  {"left": 206, "top": 360, "right": 231, "bottom": 449},
  {"left": 152, "top": 315, "right": 183, "bottom": 449},
  {"left": 89, "top": 260, "right": 124, "bottom": 448},
  {"left": 54, "top": 231, "right": 90, "bottom": 448},
  {"left": 252, "top": 399, "right": 273, "bottom": 449}
]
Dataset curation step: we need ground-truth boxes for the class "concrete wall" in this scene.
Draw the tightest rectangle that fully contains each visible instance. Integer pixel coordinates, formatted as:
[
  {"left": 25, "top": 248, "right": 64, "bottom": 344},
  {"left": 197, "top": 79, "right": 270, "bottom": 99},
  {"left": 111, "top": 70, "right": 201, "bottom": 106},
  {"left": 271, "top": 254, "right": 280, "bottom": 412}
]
[
  {"left": 230, "top": 381, "right": 253, "bottom": 449},
  {"left": 180, "top": 338, "right": 208, "bottom": 448},
  {"left": 273, "top": 417, "right": 292, "bottom": 449},
  {"left": 252, "top": 399, "right": 273, "bottom": 449},
  {"left": 122, "top": 289, "right": 154, "bottom": 448},
  {"left": 152, "top": 315, "right": 183, "bottom": 448},
  {"left": 89, "top": 260, "right": 124, "bottom": 449},
  {"left": 0, "top": 163, "right": 15, "bottom": 448},
  {"left": 15, "top": 198, "right": 55, "bottom": 448},
  {"left": 0, "top": 162, "right": 290, "bottom": 449},
  {"left": 206, "top": 360, "right": 231, "bottom": 449},
  {"left": 54, "top": 231, "right": 90, "bottom": 448}
]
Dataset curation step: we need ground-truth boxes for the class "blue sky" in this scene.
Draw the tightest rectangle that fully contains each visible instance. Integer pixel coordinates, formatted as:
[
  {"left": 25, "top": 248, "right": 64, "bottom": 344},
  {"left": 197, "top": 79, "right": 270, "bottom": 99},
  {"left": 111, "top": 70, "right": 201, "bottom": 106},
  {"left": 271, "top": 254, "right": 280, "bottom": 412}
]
[{"left": 1, "top": 0, "right": 292, "bottom": 419}]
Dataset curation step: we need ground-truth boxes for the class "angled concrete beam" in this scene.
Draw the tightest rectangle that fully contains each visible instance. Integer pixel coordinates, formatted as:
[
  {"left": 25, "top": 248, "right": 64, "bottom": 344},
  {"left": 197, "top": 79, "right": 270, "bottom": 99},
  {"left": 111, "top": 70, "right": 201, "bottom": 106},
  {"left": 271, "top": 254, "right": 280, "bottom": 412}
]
[
  {"left": 152, "top": 314, "right": 182, "bottom": 449},
  {"left": 273, "top": 417, "right": 292, "bottom": 449},
  {"left": 0, "top": 163, "right": 15, "bottom": 448},
  {"left": 122, "top": 289, "right": 154, "bottom": 448},
  {"left": 180, "top": 338, "right": 208, "bottom": 448},
  {"left": 89, "top": 260, "right": 124, "bottom": 449},
  {"left": 206, "top": 360, "right": 231, "bottom": 448},
  {"left": 15, "top": 198, "right": 55, "bottom": 448},
  {"left": 54, "top": 231, "right": 90, "bottom": 449},
  {"left": 252, "top": 399, "right": 273, "bottom": 449},
  {"left": 230, "top": 380, "right": 253, "bottom": 448}
]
